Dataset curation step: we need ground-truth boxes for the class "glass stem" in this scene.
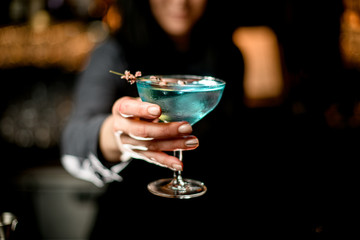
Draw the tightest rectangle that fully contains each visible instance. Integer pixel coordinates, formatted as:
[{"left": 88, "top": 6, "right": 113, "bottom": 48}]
[{"left": 172, "top": 150, "right": 186, "bottom": 187}]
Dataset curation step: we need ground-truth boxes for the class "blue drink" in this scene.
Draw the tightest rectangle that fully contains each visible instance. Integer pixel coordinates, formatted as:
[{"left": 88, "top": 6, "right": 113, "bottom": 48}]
[{"left": 137, "top": 76, "right": 225, "bottom": 125}]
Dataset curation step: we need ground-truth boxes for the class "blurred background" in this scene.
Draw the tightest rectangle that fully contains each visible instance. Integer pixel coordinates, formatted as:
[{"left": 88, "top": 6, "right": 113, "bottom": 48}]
[
  {"left": 0, "top": 0, "right": 359, "bottom": 239},
  {"left": 0, "top": 1, "right": 120, "bottom": 239}
]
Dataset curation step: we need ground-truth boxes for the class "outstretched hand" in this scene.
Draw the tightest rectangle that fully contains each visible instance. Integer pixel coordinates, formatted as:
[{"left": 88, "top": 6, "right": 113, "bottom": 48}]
[{"left": 99, "top": 97, "right": 199, "bottom": 171}]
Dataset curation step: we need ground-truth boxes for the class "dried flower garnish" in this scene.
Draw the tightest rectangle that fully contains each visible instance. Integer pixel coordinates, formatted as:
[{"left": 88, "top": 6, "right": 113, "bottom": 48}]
[
  {"left": 110, "top": 70, "right": 177, "bottom": 86},
  {"left": 150, "top": 75, "right": 160, "bottom": 82},
  {"left": 122, "top": 70, "right": 140, "bottom": 84},
  {"left": 109, "top": 70, "right": 141, "bottom": 84},
  {"left": 177, "top": 80, "right": 185, "bottom": 85}
]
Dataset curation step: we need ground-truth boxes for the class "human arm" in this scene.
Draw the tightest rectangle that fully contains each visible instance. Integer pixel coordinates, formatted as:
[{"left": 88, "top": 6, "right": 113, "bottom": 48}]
[
  {"left": 61, "top": 39, "right": 199, "bottom": 186},
  {"left": 60, "top": 39, "right": 127, "bottom": 187}
]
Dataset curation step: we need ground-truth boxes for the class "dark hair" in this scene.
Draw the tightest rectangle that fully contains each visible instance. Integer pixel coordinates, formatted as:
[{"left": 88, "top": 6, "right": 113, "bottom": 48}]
[
  {"left": 114, "top": 0, "right": 242, "bottom": 84},
  {"left": 115, "top": 1, "right": 229, "bottom": 69},
  {"left": 115, "top": 0, "right": 158, "bottom": 51}
]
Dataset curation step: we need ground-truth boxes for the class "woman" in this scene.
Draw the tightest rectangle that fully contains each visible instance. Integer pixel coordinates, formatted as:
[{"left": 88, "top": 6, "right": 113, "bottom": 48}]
[
  {"left": 61, "top": 0, "right": 243, "bottom": 187},
  {"left": 61, "top": 0, "right": 244, "bottom": 237}
]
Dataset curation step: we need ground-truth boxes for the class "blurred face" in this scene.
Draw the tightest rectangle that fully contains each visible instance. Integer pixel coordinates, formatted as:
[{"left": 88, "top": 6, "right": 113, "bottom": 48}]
[{"left": 149, "top": 0, "right": 208, "bottom": 37}]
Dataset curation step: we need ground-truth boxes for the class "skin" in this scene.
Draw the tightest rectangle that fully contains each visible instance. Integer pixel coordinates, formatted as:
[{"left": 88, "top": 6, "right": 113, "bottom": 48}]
[
  {"left": 149, "top": 0, "right": 208, "bottom": 50},
  {"left": 100, "top": 97, "right": 198, "bottom": 171}
]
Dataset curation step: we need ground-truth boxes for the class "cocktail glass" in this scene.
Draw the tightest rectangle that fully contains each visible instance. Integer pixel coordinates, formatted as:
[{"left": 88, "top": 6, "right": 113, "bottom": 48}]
[{"left": 136, "top": 75, "right": 226, "bottom": 199}]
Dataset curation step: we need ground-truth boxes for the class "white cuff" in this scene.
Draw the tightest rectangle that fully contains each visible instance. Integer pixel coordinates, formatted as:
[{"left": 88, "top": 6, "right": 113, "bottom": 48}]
[{"left": 61, "top": 153, "right": 129, "bottom": 187}]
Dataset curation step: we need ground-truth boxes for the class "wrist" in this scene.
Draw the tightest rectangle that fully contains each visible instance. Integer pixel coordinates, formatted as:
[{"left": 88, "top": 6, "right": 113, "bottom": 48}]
[{"left": 99, "top": 115, "right": 122, "bottom": 162}]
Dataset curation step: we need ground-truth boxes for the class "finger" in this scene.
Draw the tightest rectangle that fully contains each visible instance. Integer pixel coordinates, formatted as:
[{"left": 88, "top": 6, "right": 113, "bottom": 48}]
[
  {"left": 118, "top": 119, "right": 193, "bottom": 140},
  {"left": 138, "top": 151, "right": 183, "bottom": 171},
  {"left": 121, "top": 135, "right": 199, "bottom": 151},
  {"left": 113, "top": 96, "right": 161, "bottom": 120}
]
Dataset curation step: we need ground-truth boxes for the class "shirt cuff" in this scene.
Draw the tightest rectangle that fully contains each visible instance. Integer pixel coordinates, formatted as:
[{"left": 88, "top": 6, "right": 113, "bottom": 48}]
[{"left": 61, "top": 153, "right": 130, "bottom": 187}]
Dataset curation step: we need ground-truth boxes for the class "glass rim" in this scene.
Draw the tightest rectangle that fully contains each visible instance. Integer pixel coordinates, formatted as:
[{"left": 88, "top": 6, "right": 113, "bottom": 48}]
[{"left": 136, "top": 74, "right": 226, "bottom": 88}]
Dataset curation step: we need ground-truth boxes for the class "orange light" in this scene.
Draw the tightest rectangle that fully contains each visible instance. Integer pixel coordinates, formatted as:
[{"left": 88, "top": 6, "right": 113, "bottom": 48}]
[{"left": 103, "top": 4, "right": 122, "bottom": 33}]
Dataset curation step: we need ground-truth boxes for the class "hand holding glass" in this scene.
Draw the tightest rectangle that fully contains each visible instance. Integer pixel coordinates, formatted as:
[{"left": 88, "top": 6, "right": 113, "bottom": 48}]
[{"left": 136, "top": 75, "right": 225, "bottom": 199}]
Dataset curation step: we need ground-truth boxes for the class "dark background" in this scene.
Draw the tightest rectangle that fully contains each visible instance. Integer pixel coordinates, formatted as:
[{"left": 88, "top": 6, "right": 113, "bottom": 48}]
[{"left": 1, "top": 0, "right": 358, "bottom": 239}]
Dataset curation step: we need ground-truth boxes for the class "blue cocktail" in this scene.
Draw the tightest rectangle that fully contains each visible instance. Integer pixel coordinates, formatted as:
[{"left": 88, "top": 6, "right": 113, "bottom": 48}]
[{"left": 137, "top": 75, "right": 225, "bottom": 199}]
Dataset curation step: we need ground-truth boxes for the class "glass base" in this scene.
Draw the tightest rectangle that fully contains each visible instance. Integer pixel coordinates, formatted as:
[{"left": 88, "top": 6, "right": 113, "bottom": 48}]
[{"left": 147, "top": 178, "right": 207, "bottom": 199}]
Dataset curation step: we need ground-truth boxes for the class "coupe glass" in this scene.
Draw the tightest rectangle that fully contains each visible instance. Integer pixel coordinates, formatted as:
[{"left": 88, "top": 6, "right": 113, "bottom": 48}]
[{"left": 136, "top": 75, "right": 226, "bottom": 199}]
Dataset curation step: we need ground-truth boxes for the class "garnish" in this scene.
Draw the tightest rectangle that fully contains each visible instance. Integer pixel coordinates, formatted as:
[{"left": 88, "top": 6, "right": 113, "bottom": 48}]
[
  {"left": 109, "top": 70, "right": 186, "bottom": 86},
  {"left": 109, "top": 70, "right": 142, "bottom": 84}
]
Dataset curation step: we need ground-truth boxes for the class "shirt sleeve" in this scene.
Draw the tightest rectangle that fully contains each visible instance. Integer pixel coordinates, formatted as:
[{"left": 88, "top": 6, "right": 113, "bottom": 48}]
[{"left": 60, "top": 38, "right": 130, "bottom": 187}]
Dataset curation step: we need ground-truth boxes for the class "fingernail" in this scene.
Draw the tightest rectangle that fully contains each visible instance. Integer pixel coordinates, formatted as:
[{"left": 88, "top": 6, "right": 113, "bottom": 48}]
[
  {"left": 148, "top": 106, "right": 160, "bottom": 116},
  {"left": 185, "top": 138, "right": 199, "bottom": 147},
  {"left": 171, "top": 164, "right": 183, "bottom": 171},
  {"left": 119, "top": 112, "right": 134, "bottom": 118},
  {"left": 178, "top": 123, "right": 192, "bottom": 134}
]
